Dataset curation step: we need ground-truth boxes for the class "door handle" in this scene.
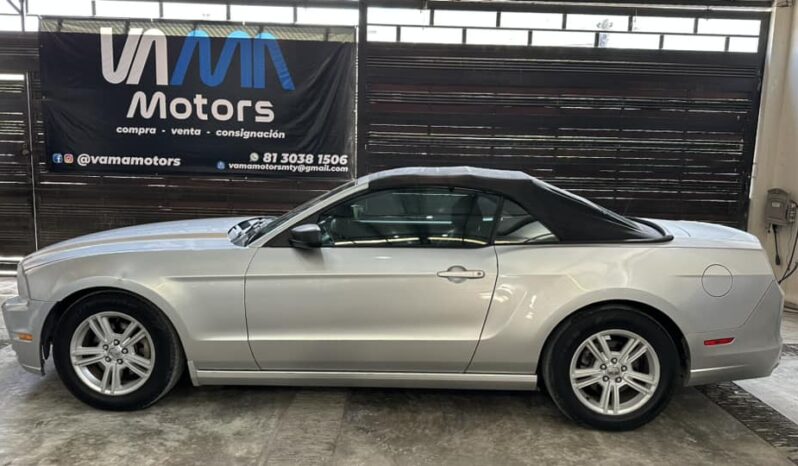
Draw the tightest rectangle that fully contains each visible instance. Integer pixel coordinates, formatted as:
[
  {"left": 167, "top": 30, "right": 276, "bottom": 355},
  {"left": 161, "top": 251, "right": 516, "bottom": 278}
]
[
  {"left": 437, "top": 266, "right": 485, "bottom": 281},
  {"left": 437, "top": 270, "right": 485, "bottom": 279}
]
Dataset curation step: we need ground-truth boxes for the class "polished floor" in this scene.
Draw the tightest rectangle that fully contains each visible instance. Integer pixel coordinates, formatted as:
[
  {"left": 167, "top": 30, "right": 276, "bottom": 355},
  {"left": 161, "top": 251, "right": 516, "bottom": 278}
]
[{"left": 1, "top": 278, "right": 796, "bottom": 465}]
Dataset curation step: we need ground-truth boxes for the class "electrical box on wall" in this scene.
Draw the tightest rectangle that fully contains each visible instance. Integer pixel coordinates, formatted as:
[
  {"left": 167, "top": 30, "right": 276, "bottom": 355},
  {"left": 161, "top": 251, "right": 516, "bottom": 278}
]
[{"left": 766, "top": 188, "right": 795, "bottom": 225}]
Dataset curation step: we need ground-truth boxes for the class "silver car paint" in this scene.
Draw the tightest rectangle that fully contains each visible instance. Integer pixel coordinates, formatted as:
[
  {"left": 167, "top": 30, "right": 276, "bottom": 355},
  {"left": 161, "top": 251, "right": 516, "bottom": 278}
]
[
  {"left": 1, "top": 181, "right": 783, "bottom": 390},
  {"left": 246, "top": 246, "right": 497, "bottom": 372},
  {"left": 469, "top": 237, "right": 777, "bottom": 378},
  {"left": 18, "top": 217, "right": 260, "bottom": 370}
]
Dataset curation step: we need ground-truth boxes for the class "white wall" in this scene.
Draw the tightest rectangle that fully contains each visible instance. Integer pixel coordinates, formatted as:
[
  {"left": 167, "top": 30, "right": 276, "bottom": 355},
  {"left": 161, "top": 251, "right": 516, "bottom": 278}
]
[{"left": 750, "top": 3, "right": 798, "bottom": 306}]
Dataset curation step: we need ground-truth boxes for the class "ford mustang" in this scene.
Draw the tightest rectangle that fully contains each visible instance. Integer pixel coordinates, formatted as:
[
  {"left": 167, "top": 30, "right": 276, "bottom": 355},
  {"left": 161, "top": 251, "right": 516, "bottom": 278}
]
[{"left": 1, "top": 167, "right": 783, "bottom": 430}]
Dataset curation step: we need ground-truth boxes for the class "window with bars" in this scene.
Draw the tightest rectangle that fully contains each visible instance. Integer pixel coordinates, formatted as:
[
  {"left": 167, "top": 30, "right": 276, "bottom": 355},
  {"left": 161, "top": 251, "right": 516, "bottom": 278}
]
[
  {"left": 366, "top": 7, "right": 763, "bottom": 53},
  {"left": 0, "top": 1, "right": 766, "bottom": 54}
]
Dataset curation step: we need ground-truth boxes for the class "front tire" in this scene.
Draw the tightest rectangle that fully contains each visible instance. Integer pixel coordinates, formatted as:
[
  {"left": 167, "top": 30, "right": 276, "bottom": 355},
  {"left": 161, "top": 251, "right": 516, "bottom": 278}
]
[
  {"left": 53, "top": 292, "right": 185, "bottom": 410},
  {"left": 542, "top": 305, "right": 680, "bottom": 430}
]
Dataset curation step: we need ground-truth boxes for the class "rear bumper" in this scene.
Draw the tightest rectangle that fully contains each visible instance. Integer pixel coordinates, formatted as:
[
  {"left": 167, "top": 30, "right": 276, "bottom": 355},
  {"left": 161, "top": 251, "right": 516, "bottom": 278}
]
[
  {"left": 686, "top": 280, "right": 783, "bottom": 386},
  {"left": 1, "top": 296, "right": 51, "bottom": 375}
]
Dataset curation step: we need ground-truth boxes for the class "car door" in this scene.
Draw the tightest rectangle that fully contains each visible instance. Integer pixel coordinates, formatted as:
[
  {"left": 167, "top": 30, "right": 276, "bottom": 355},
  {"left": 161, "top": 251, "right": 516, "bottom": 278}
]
[{"left": 245, "top": 187, "right": 500, "bottom": 373}]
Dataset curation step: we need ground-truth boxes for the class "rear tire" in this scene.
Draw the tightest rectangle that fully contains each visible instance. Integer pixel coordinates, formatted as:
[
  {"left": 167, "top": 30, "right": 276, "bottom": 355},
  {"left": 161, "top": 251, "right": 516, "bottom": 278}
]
[
  {"left": 53, "top": 292, "right": 184, "bottom": 410},
  {"left": 542, "top": 305, "right": 680, "bottom": 430}
]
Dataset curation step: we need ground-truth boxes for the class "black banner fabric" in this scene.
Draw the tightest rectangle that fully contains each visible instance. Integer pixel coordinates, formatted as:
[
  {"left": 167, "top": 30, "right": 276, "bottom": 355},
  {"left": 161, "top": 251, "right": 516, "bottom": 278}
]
[{"left": 40, "top": 21, "right": 355, "bottom": 178}]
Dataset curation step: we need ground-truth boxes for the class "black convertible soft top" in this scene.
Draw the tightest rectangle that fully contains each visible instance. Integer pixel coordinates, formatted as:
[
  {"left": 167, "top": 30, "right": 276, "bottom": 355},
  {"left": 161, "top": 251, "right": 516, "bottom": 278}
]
[{"left": 359, "top": 166, "right": 665, "bottom": 242}]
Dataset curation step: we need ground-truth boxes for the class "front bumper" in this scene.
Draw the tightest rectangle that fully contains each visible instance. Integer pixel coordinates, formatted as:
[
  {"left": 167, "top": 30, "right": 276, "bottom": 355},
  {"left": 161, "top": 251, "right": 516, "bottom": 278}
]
[
  {"left": 686, "top": 280, "right": 784, "bottom": 386},
  {"left": 1, "top": 296, "right": 52, "bottom": 375}
]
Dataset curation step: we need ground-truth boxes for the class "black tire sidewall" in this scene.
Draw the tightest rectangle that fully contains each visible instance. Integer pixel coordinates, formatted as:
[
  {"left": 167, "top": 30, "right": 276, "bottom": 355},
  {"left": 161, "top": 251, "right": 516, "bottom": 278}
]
[
  {"left": 53, "top": 293, "right": 180, "bottom": 411},
  {"left": 544, "top": 307, "right": 680, "bottom": 430}
]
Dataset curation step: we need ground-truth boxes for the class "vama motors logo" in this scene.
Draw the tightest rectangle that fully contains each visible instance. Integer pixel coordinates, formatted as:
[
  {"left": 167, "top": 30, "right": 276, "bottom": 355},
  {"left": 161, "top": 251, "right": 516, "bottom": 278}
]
[
  {"left": 100, "top": 28, "right": 295, "bottom": 90},
  {"left": 101, "top": 28, "right": 291, "bottom": 123}
]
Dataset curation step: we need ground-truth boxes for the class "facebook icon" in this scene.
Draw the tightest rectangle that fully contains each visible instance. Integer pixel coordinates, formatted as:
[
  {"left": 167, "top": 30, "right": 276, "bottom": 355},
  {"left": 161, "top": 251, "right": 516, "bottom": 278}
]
[{"left": 52, "top": 153, "right": 63, "bottom": 164}]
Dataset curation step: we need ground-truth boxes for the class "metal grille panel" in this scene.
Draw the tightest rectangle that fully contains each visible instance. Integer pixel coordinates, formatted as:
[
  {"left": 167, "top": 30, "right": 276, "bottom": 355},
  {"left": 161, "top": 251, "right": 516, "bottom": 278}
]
[{"left": 360, "top": 41, "right": 766, "bottom": 226}]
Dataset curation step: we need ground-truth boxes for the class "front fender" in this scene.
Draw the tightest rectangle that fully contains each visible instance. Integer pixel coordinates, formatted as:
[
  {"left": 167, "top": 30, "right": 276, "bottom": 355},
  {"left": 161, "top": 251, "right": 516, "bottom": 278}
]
[
  {"left": 42, "top": 275, "right": 192, "bottom": 347},
  {"left": 25, "top": 247, "right": 258, "bottom": 371}
]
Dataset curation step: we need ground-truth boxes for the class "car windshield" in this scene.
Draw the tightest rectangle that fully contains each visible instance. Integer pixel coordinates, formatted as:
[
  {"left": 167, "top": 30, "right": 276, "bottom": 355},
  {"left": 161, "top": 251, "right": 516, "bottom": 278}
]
[{"left": 245, "top": 180, "right": 357, "bottom": 245}]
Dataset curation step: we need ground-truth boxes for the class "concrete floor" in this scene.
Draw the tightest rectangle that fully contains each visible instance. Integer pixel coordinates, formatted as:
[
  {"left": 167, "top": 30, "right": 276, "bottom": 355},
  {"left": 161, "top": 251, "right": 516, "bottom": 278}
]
[
  {"left": 737, "top": 312, "right": 798, "bottom": 425},
  {"left": 0, "top": 278, "right": 796, "bottom": 465},
  {"left": 0, "top": 277, "right": 14, "bottom": 345}
]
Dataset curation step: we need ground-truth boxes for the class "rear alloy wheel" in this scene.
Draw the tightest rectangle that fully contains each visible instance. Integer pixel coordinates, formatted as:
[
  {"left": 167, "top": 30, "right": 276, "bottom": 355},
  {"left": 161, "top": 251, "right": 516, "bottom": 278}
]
[
  {"left": 542, "top": 306, "right": 680, "bottom": 430},
  {"left": 54, "top": 293, "right": 184, "bottom": 410},
  {"left": 569, "top": 330, "right": 660, "bottom": 416}
]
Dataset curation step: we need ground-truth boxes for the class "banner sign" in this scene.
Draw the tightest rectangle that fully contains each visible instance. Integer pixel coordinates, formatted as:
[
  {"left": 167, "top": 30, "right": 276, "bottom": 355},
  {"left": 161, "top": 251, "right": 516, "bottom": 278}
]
[{"left": 39, "top": 19, "right": 355, "bottom": 178}]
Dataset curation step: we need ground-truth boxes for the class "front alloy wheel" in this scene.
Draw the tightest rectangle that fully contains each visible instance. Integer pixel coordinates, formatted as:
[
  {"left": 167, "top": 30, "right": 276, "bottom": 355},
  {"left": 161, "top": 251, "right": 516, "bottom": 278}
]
[
  {"left": 54, "top": 292, "right": 184, "bottom": 410},
  {"left": 69, "top": 312, "right": 155, "bottom": 396}
]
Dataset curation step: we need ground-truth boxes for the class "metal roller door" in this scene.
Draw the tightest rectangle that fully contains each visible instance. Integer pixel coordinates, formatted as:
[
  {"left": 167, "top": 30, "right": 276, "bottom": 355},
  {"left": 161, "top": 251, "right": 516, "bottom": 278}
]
[{"left": 359, "top": 3, "right": 770, "bottom": 228}]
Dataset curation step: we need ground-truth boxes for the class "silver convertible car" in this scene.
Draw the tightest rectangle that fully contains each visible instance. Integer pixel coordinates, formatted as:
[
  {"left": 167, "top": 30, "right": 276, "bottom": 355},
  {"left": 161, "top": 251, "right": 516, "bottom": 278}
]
[{"left": 2, "top": 167, "right": 783, "bottom": 430}]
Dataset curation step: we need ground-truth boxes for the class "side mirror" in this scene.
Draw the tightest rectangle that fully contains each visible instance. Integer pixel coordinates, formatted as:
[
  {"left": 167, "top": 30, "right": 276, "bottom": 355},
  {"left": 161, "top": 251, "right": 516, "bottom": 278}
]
[{"left": 289, "top": 224, "right": 322, "bottom": 249}]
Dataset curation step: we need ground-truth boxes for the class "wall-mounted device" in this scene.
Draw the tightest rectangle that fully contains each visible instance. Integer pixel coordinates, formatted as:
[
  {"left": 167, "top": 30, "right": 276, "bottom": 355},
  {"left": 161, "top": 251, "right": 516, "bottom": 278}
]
[
  {"left": 766, "top": 188, "right": 796, "bottom": 226},
  {"left": 766, "top": 188, "right": 798, "bottom": 282}
]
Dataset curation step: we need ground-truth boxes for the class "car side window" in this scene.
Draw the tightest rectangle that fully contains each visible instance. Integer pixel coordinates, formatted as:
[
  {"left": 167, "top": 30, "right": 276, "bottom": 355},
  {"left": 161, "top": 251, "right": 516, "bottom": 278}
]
[
  {"left": 318, "top": 188, "right": 499, "bottom": 247},
  {"left": 495, "top": 198, "right": 557, "bottom": 244}
]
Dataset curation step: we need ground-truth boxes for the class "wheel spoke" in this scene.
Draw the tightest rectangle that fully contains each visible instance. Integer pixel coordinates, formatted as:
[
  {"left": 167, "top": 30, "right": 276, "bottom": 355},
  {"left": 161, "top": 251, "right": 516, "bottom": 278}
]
[
  {"left": 100, "top": 365, "right": 112, "bottom": 393},
  {"left": 74, "top": 355, "right": 105, "bottom": 366},
  {"left": 626, "top": 345, "right": 648, "bottom": 365},
  {"left": 627, "top": 370, "right": 656, "bottom": 385},
  {"left": 575, "top": 375, "right": 603, "bottom": 389},
  {"left": 71, "top": 346, "right": 104, "bottom": 357},
  {"left": 619, "top": 337, "right": 639, "bottom": 363},
  {"left": 599, "top": 384, "right": 611, "bottom": 413},
  {"left": 612, "top": 383, "right": 621, "bottom": 414},
  {"left": 625, "top": 378, "right": 652, "bottom": 396},
  {"left": 124, "top": 361, "right": 148, "bottom": 378},
  {"left": 111, "top": 364, "right": 122, "bottom": 395},
  {"left": 586, "top": 340, "right": 608, "bottom": 363},
  {"left": 98, "top": 316, "right": 115, "bottom": 341},
  {"left": 119, "top": 322, "right": 139, "bottom": 344},
  {"left": 597, "top": 335, "right": 613, "bottom": 362},
  {"left": 127, "top": 353, "right": 153, "bottom": 370},
  {"left": 122, "top": 331, "right": 146, "bottom": 348},
  {"left": 88, "top": 317, "right": 108, "bottom": 342},
  {"left": 573, "top": 368, "right": 603, "bottom": 379}
]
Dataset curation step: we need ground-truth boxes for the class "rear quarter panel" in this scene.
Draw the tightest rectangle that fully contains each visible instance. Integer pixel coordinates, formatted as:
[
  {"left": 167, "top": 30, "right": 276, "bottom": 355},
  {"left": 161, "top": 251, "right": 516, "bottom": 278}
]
[{"left": 468, "top": 242, "right": 775, "bottom": 374}]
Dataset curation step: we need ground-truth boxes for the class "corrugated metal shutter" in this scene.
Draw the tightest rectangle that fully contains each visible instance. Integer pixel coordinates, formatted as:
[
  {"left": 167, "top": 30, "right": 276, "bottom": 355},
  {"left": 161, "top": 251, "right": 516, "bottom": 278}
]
[
  {"left": 360, "top": 39, "right": 766, "bottom": 227},
  {"left": 0, "top": 33, "right": 36, "bottom": 259}
]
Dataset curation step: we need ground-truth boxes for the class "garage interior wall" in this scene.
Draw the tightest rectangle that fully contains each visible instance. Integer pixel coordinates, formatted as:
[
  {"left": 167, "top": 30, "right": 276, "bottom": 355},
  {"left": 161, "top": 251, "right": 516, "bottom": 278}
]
[
  {"left": 359, "top": 4, "right": 768, "bottom": 232},
  {"left": 0, "top": 0, "right": 786, "bottom": 292},
  {"left": 750, "top": 2, "right": 798, "bottom": 307}
]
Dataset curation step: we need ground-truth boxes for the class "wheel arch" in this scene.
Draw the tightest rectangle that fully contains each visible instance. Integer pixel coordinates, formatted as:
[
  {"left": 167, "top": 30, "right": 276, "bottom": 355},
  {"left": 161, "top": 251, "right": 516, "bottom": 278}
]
[
  {"left": 537, "top": 299, "right": 690, "bottom": 387},
  {"left": 40, "top": 286, "right": 188, "bottom": 369}
]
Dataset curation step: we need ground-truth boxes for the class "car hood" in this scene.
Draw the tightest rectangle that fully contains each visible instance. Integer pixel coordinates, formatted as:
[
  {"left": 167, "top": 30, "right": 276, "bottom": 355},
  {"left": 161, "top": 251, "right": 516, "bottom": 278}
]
[{"left": 23, "top": 217, "right": 252, "bottom": 270}]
